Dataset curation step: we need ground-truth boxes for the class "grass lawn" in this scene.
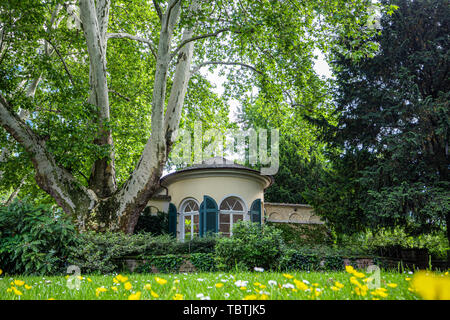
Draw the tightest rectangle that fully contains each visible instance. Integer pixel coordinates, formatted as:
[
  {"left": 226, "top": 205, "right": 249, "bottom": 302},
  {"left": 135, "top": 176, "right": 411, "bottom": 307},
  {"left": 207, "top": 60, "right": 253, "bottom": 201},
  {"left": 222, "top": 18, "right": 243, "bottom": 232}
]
[{"left": 1, "top": 268, "right": 439, "bottom": 300}]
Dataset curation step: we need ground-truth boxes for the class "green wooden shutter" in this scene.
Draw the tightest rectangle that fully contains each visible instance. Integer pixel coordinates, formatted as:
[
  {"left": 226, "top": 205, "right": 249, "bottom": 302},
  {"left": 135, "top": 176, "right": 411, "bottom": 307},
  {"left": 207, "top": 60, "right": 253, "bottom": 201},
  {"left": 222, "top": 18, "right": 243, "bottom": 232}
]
[
  {"left": 250, "top": 199, "right": 262, "bottom": 225},
  {"left": 199, "top": 195, "right": 218, "bottom": 237},
  {"left": 168, "top": 203, "right": 177, "bottom": 238}
]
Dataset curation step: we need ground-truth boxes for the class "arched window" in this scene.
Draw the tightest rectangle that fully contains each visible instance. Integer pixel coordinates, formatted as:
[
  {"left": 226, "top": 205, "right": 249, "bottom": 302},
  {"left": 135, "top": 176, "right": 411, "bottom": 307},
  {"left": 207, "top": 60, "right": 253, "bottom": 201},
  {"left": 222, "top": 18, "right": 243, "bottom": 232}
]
[
  {"left": 219, "top": 196, "right": 246, "bottom": 237},
  {"left": 180, "top": 198, "right": 200, "bottom": 241}
]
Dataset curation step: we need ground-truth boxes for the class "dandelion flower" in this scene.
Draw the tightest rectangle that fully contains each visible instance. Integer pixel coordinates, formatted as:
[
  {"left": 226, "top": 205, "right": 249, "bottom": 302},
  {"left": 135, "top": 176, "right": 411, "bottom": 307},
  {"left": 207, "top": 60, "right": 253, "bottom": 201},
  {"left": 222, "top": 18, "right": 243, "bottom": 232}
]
[
  {"left": 155, "top": 277, "right": 167, "bottom": 285},
  {"left": 282, "top": 273, "right": 294, "bottom": 279},
  {"left": 124, "top": 282, "right": 132, "bottom": 291},
  {"left": 173, "top": 294, "right": 183, "bottom": 300},
  {"left": 387, "top": 283, "right": 397, "bottom": 288},
  {"left": 215, "top": 283, "right": 224, "bottom": 288},
  {"left": 128, "top": 292, "right": 141, "bottom": 300},
  {"left": 150, "top": 290, "right": 159, "bottom": 298},
  {"left": 13, "top": 280, "right": 25, "bottom": 287}
]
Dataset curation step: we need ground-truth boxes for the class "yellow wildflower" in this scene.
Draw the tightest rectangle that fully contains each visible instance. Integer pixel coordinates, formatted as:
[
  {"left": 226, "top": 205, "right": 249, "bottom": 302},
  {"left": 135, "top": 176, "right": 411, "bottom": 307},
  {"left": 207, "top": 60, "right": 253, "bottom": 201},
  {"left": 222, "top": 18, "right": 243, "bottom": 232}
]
[
  {"left": 253, "top": 282, "right": 261, "bottom": 287},
  {"left": 13, "top": 280, "right": 25, "bottom": 286},
  {"left": 259, "top": 285, "right": 266, "bottom": 289},
  {"left": 350, "top": 277, "right": 362, "bottom": 288},
  {"left": 345, "top": 265, "right": 355, "bottom": 274},
  {"left": 335, "top": 281, "right": 344, "bottom": 288},
  {"left": 124, "top": 282, "right": 132, "bottom": 291},
  {"left": 48, "top": 298, "right": 55, "bottom": 300},
  {"left": 87, "top": 278, "right": 92, "bottom": 282},
  {"left": 312, "top": 283, "right": 319, "bottom": 287},
  {"left": 293, "top": 279, "right": 308, "bottom": 291},
  {"left": 114, "top": 274, "right": 128, "bottom": 283},
  {"left": 215, "top": 283, "right": 224, "bottom": 288},
  {"left": 150, "top": 290, "right": 159, "bottom": 298},
  {"left": 387, "top": 283, "right": 397, "bottom": 288},
  {"left": 0, "top": 269, "right": 3, "bottom": 276},
  {"left": 240, "top": 287, "right": 247, "bottom": 290},
  {"left": 330, "top": 286, "right": 339, "bottom": 291},
  {"left": 111, "top": 286, "right": 118, "bottom": 292},
  {"left": 282, "top": 273, "right": 294, "bottom": 279},
  {"left": 260, "top": 294, "right": 269, "bottom": 300},
  {"left": 95, "top": 287, "right": 107, "bottom": 297},
  {"left": 25, "top": 285, "right": 32, "bottom": 290},
  {"left": 411, "top": 271, "right": 450, "bottom": 300},
  {"left": 13, "top": 287, "right": 23, "bottom": 296},
  {"left": 155, "top": 277, "right": 167, "bottom": 285},
  {"left": 128, "top": 291, "right": 141, "bottom": 300},
  {"left": 353, "top": 272, "right": 365, "bottom": 278},
  {"left": 144, "top": 283, "right": 152, "bottom": 290},
  {"left": 173, "top": 293, "right": 183, "bottom": 300},
  {"left": 243, "top": 294, "right": 258, "bottom": 300}
]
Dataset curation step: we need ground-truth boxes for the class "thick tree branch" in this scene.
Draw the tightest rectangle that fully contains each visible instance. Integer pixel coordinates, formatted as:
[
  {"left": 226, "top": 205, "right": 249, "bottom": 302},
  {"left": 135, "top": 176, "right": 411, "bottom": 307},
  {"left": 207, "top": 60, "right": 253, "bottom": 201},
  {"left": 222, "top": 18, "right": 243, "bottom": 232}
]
[
  {"left": 0, "top": 93, "right": 97, "bottom": 215},
  {"left": 171, "top": 28, "right": 230, "bottom": 59},
  {"left": 80, "top": 0, "right": 116, "bottom": 197},
  {"left": 190, "top": 61, "right": 262, "bottom": 77},
  {"left": 152, "top": 0, "right": 163, "bottom": 20},
  {"left": 106, "top": 32, "right": 157, "bottom": 58}
]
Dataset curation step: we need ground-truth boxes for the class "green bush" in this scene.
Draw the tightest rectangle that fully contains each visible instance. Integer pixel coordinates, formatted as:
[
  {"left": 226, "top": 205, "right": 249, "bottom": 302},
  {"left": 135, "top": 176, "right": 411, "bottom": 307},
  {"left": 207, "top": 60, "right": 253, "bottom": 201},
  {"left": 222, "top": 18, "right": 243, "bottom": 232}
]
[
  {"left": 340, "top": 227, "right": 449, "bottom": 260},
  {"left": 67, "top": 231, "right": 217, "bottom": 274},
  {"left": 0, "top": 200, "right": 78, "bottom": 275},
  {"left": 134, "top": 254, "right": 184, "bottom": 273},
  {"left": 215, "top": 221, "right": 285, "bottom": 271},
  {"left": 190, "top": 253, "right": 216, "bottom": 272},
  {"left": 134, "top": 208, "right": 168, "bottom": 235},
  {"left": 267, "top": 222, "right": 333, "bottom": 246}
]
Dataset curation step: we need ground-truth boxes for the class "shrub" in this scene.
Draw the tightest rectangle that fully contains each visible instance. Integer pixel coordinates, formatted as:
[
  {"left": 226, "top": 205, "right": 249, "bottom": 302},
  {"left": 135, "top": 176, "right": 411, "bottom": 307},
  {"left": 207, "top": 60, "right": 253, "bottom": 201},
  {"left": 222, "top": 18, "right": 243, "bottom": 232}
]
[
  {"left": 0, "top": 200, "right": 78, "bottom": 275},
  {"left": 267, "top": 222, "right": 333, "bottom": 246},
  {"left": 190, "top": 253, "right": 216, "bottom": 272},
  {"left": 134, "top": 208, "right": 168, "bottom": 235},
  {"left": 67, "top": 232, "right": 217, "bottom": 274},
  {"left": 215, "top": 221, "right": 285, "bottom": 271},
  {"left": 68, "top": 232, "right": 176, "bottom": 274},
  {"left": 134, "top": 254, "right": 184, "bottom": 273}
]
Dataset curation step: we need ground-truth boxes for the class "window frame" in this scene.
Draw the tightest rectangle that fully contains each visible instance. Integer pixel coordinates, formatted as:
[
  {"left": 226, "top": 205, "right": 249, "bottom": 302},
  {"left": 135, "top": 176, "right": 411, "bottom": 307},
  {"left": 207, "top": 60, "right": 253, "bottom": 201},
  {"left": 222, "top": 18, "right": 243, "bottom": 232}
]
[
  {"left": 179, "top": 198, "right": 200, "bottom": 241},
  {"left": 218, "top": 196, "right": 247, "bottom": 237}
]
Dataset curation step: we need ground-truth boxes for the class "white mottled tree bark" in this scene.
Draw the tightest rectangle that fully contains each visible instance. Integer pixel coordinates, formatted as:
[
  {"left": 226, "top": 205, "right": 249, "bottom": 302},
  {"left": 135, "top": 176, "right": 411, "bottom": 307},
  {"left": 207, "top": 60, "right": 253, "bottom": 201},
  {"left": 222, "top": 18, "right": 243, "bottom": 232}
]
[{"left": 1, "top": 0, "right": 201, "bottom": 233}]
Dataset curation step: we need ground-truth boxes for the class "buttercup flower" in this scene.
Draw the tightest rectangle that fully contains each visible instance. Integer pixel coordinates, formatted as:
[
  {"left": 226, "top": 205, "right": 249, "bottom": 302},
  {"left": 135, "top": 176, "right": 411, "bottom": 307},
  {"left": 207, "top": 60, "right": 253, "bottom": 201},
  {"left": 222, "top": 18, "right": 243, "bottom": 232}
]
[
  {"left": 128, "top": 292, "right": 141, "bottom": 300},
  {"left": 155, "top": 277, "right": 167, "bottom": 285},
  {"left": 124, "top": 282, "right": 132, "bottom": 290}
]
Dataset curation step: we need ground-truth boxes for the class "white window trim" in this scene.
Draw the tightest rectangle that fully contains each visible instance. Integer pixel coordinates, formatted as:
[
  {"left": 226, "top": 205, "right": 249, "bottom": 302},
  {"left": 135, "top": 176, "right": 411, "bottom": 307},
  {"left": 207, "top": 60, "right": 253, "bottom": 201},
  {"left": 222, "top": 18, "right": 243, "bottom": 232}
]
[
  {"left": 218, "top": 195, "right": 248, "bottom": 236},
  {"left": 179, "top": 198, "right": 200, "bottom": 241}
]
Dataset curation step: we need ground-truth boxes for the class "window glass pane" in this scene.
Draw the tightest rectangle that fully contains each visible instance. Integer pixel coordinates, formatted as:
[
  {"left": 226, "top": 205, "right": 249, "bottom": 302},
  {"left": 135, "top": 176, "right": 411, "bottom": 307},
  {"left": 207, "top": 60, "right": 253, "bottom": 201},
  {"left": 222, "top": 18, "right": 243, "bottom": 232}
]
[
  {"left": 183, "top": 200, "right": 199, "bottom": 213},
  {"left": 184, "top": 216, "right": 192, "bottom": 240},
  {"left": 233, "top": 214, "right": 243, "bottom": 223},
  {"left": 220, "top": 197, "right": 244, "bottom": 211}
]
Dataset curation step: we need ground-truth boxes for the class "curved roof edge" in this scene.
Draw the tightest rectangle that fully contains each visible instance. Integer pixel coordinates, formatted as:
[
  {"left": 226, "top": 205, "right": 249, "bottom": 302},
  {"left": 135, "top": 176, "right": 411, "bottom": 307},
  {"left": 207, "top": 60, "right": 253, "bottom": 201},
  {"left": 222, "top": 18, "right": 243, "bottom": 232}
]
[{"left": 160, "top": 157, "right": 274, "bottom": 189}]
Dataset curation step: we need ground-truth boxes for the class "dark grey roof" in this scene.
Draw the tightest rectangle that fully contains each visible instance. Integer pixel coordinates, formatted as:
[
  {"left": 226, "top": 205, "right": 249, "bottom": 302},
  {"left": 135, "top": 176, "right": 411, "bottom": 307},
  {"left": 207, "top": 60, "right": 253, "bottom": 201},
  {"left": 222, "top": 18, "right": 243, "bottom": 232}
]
[
  {"left": 174, "top": 156, "right": 258, "bottom": 173},
  {"left": 160, "top": 157, "right": 274, "bottom": 186}
]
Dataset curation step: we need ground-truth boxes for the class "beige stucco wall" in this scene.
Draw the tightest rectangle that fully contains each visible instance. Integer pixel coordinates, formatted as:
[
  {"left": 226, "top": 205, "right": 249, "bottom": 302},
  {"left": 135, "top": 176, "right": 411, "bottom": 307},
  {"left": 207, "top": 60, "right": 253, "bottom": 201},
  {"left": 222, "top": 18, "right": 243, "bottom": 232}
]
[
  {"left": 167, "top": 174, "right": 265, "bottom": 212},
  {"left": 147, "top": 199, "right": 170, "bottom": 214},
  {"left": 264, "top": 203, "right": 324, "bottom": 224}
]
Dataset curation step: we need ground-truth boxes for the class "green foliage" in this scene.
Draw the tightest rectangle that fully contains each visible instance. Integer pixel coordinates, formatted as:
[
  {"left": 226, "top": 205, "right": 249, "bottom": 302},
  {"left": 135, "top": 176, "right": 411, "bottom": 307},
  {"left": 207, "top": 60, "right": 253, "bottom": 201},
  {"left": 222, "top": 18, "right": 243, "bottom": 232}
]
[
  {"left": 135, "top": 254, "right": 184, "bottom": 274},
  {"left": 67, "top": 231, "right": 217, "bottom": 274},
  {"left": 0, "top": 200, "right": 78, "bottom": 275},
  {"left": 134, "top": 207, "right": 169, "bottom": 235},
  {"left": 279, "top": 247, "right": 353, "bottom": 272},
  {"left": 306, "top": 0, "right": 450, "bottom": 245},
  {"left": 189, "top": 253, "right": 216, "bottom": 272},
  {"left": 215, "top": 221, "right": 285, "bottom": 271},
  {"left": 340, "top": 227, "right": 450, "bottom": 260},
  {"left": 267, "top": 222, "right": 332, "bottom": 246}
]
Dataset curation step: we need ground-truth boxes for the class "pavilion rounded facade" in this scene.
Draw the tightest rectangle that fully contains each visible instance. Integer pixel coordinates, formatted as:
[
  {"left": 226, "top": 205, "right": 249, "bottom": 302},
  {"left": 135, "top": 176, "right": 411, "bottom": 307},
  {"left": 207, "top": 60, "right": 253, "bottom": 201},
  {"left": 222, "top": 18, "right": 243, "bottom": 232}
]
[{"left": 147, "top": 157, "right": 273, "bottom": 241}]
